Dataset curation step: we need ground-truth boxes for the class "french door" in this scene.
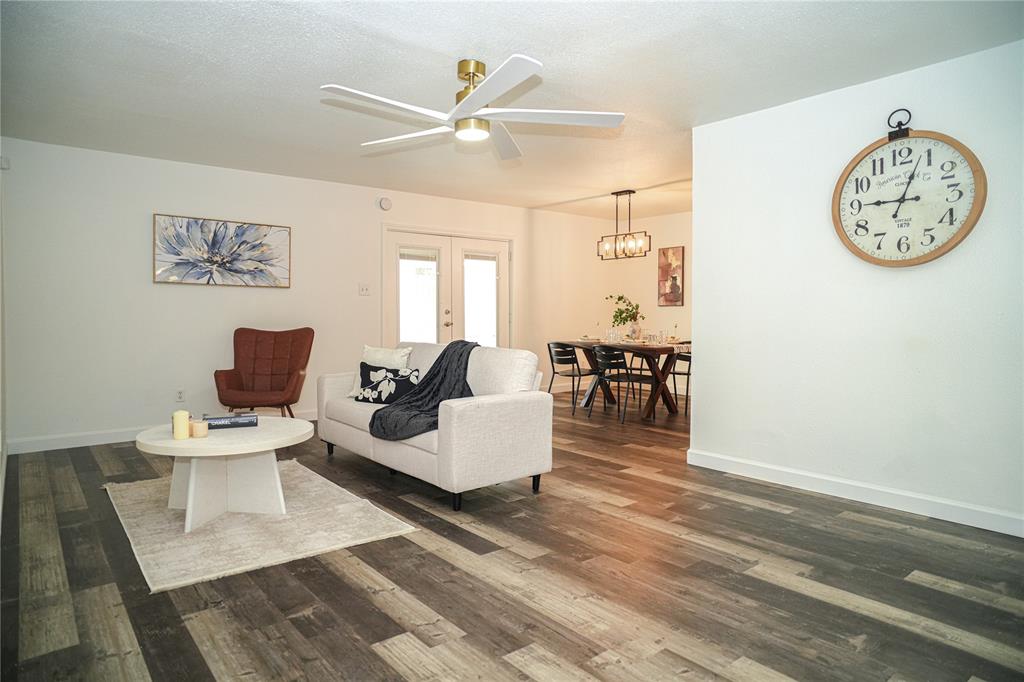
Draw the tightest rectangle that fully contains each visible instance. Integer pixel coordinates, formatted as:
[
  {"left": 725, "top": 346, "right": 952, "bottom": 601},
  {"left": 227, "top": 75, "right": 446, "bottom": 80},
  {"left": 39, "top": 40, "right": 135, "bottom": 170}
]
[{"left": 382, "top": 228, "right": 510, "bottom": 347}]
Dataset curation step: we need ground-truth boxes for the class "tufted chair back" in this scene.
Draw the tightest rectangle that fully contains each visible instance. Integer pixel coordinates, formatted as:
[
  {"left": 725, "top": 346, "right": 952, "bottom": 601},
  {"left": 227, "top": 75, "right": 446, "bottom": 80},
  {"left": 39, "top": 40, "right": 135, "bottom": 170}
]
[{"left": 233, "top": 327, "right": 315, "bottom": 392}]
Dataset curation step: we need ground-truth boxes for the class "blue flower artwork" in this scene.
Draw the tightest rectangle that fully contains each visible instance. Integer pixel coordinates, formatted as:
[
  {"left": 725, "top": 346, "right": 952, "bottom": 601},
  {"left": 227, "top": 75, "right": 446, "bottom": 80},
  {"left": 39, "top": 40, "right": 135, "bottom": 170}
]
[{"left": 153, "top": 214, "right": 290, "bottom": 288}]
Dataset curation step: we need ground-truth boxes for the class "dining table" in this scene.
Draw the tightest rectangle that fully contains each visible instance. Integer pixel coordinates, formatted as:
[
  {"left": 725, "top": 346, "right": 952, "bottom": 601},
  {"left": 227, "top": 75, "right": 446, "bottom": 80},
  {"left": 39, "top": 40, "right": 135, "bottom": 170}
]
[{"left": 555, "top": 339, "right": 691, "bottom": 420}]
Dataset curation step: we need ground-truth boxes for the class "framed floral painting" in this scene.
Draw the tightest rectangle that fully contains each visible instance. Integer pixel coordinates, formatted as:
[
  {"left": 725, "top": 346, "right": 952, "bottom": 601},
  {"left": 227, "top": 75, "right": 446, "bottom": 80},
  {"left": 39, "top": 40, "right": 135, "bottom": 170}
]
[
  {"left": 657, "top": 246, "right": 684, "bottom": 306},
  {"left": 153, "top": 214, "right": 291, "bottom": 288}
]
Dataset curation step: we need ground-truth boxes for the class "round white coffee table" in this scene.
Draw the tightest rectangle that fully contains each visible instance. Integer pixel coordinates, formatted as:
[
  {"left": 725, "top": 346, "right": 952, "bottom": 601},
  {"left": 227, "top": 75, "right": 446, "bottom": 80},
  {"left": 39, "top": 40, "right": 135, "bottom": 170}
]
[{"left": 135, "top": 417, "right": 314, "bottom": 533}]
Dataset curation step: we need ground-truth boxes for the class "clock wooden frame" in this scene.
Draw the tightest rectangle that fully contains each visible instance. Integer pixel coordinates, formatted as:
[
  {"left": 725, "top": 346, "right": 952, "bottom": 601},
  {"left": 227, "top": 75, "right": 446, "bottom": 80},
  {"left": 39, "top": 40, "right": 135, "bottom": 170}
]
[{"left": 830, "top": 129, "right": 987, "bottom": 268}]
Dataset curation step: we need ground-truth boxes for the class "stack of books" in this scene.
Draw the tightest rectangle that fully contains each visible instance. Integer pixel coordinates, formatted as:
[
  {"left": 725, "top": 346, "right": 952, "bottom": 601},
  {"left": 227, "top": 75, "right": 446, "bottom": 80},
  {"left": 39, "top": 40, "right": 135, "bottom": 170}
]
[{"left": 203, "top": 412, "right": 258, "bottom": 430}]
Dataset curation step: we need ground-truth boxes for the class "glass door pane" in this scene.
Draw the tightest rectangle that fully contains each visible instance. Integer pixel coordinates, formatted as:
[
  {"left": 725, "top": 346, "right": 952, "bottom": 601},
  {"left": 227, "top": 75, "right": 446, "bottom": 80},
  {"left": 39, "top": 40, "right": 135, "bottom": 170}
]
[
  {"left": 398, "top": 248, "right": 439, "bottom": 343},
  {"left": 383, "top": 230, "right": 452, "bottom": 346},
  {"left": 462, "top": 254, "right": 497, "bottom": 347},
  {"left": 452, "top": 237, "right": 509, "bottom": 347}
]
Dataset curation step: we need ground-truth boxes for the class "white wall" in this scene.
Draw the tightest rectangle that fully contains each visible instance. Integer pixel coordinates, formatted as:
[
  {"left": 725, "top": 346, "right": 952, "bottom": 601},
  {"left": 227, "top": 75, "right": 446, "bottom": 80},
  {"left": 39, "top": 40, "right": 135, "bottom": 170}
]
[
  {"left": 1, "top": 138, "right": 548, "bottom": 452},
  {"left": 690, "top": 41, "right": 1023, "bottom": 536},
  {"left": 527, "top": 210, "right": 693, "bottom": 391},
  {"left": 1, "top": 137, "right": 693, "bottom": 451}
]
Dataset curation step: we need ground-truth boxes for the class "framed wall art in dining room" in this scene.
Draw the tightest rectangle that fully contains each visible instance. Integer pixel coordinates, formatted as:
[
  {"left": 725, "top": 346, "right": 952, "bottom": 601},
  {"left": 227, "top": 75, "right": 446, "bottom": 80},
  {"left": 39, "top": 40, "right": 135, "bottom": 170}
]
[
  {"left": 657, "top": 245, "right": 684, "bottom": 306},
  {"left": 153, "top": 213, "right": 291, "bottom": 288}
]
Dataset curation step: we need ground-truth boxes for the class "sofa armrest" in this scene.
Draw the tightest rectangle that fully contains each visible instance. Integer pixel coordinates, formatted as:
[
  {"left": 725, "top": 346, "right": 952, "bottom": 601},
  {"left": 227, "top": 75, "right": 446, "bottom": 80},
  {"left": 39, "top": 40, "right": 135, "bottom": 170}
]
[
  {"left": 437, "top": 391, "right": 553, "bottom": 493},
  {"left": 317, "top": 371, "right": 356, "bottom": 423}
]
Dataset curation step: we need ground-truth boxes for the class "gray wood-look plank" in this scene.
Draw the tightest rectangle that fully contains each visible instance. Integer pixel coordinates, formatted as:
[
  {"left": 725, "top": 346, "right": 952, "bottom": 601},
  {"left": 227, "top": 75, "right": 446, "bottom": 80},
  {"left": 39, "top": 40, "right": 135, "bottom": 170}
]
[{"left": 2, "top": 392, "right": 1022, "bottom": 681}]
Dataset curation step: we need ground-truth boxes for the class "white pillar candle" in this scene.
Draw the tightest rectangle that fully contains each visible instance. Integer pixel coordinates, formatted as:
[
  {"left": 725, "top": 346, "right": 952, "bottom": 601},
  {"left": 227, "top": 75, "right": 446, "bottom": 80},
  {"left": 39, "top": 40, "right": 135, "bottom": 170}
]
[{"left": 172, "top": 410, "right": 190, "bottom": 440}]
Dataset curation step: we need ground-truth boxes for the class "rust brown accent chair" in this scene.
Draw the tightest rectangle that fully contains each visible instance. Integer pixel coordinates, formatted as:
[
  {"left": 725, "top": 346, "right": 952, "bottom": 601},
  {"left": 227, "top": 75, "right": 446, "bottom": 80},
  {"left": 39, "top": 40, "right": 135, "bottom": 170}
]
[{"left": 215, "top": 327, "right": 314, "bottom": 417}]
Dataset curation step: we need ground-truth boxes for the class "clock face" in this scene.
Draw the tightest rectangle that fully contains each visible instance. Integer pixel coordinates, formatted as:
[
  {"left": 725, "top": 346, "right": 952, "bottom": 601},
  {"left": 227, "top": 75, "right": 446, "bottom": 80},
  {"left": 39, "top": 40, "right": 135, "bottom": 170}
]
[{"left": 833, "top": 131, "right": 986, "bottom": 266}]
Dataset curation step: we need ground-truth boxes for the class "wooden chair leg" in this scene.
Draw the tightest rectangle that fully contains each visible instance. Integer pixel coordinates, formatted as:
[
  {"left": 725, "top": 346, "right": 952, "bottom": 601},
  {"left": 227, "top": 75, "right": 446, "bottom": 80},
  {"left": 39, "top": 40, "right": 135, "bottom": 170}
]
[
  {"left": 279, "top": 406, "right": 287, "bottom": 417},
  {"left": 285, "top": 404, "right": 295, "bottom": 418},
  {"left": 570, "top": 376, "right": 577, "bottom": 416},
  {"left": 451, "top": 493, "right": 462, "bottom": 511},
  {"left": 547, "top": 373, "right": 555, "bottom": 394},
  {"left": 532, "top": 474, "right": 541, "bottom": 494}
]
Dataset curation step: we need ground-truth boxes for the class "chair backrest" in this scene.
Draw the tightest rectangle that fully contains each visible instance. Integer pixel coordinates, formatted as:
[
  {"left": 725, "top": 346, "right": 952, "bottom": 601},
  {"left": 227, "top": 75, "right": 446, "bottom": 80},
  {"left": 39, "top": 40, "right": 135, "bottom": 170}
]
[
  {"left": 547, "top": 342, "right": 580, "bottom": 369},
  {"left": 592, "top": 345, "right": 629, "bottom": 373},
  {"left": 233, "top": 327, "right": 314, "bottom": 391},
  {"left": 675, "top": 340, "right": 693, "bottom": 365}
]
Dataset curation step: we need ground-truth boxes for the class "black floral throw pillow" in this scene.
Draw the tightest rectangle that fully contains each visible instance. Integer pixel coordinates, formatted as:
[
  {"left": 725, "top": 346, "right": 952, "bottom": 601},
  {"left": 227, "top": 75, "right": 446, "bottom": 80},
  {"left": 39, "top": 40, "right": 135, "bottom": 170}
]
[{"left": 354, "top": 362, "right": 420, "bottom": 404}]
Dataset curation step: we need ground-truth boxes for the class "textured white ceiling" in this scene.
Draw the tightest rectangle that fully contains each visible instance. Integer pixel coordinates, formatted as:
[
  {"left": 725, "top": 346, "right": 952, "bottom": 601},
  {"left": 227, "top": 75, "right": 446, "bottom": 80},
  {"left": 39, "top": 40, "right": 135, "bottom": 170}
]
[{"left": 2, "top": 2, "right": 1021, "bottom": 218}]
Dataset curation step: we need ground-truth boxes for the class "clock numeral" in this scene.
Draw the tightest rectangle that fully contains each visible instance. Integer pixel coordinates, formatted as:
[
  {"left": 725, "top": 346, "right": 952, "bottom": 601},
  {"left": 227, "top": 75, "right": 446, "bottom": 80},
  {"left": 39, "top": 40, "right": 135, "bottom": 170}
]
[
  {"left": 873, "top": 232, "right": 886, "bottom": 251},
  {"left": 871, "top": 158, "right": 885, "bottom": 176},
  {"left": 853, "top": 219, "right": 869, "bottom": 236},
  {"left": 922, "top": 228, "right": 936, "bottom": 246},
  {"left": 850, "top": 199, "right": 862, "bottom": 215},
  {"left": 897, "top": 235, "right": 910, "bottom": 254},
  {"left": 940, "top": 160, "right": 957, "bottom": 180},
  {"left": 925, "top": 148, "right": 933, "bottom": 166},
  {"left": 946, "top": 182, "right": 963, "bottom": 203},
  {"left": 854, "top": 176, "right": 871, "bottom": 194},
  {"left": 938, "top": 208, "right": 955, "bottom": 226},
  {"left": 891, "top": 146, "right": 913, "bottom": 166}
]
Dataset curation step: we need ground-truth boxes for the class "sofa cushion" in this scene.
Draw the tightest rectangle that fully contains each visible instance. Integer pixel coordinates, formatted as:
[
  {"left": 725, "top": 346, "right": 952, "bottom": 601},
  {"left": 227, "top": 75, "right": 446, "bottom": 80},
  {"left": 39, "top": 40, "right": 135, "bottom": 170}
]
[
  {"left": 324, "top": 397, "right": 384, "bottom": 431},
  {"left": 324, "top": 396, "right": 438, "bottom": 453},
  {"left": 402, "top": 343, "right": 538, "bottom": 396},
  {"left": 467, "top": 347, "right": 538, "bottom": 395},
  {"left": 406, "top": 343, "right": 445, "bottom": 376}
]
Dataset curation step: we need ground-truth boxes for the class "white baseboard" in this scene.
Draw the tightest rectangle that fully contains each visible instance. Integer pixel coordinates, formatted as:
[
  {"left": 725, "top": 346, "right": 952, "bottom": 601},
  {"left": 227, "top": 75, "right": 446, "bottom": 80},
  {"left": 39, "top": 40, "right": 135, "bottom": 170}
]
[
  {"left": 7, "top": 408, "right": 318, "bottom": 455},
  {"left": 686, "top": 448, "right": 1024, "bottom": 538}
]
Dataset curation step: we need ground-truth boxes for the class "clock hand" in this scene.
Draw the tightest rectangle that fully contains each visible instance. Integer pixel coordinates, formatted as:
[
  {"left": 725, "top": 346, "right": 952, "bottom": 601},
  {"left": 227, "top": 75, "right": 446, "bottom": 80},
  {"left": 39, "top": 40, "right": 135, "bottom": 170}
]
[
  {"left": 892, "top": 156, "right": 923, "bottom": 219},
  {"left": 865, "top": 196, "right": 921, "bottom": 207}
]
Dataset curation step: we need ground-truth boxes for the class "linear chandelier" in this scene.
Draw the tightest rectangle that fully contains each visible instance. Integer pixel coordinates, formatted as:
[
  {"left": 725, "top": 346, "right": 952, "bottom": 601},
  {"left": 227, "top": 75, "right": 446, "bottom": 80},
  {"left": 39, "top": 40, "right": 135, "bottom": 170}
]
[{"left": 597, "top": 189, "right": 651, "bottom": 260}]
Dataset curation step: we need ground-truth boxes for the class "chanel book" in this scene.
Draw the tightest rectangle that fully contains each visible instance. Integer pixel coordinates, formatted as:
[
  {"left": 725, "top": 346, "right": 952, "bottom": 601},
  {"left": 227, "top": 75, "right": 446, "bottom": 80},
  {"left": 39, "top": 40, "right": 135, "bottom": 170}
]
[{"left": 203, "top": 412, "right": 258, "bottom": 429}]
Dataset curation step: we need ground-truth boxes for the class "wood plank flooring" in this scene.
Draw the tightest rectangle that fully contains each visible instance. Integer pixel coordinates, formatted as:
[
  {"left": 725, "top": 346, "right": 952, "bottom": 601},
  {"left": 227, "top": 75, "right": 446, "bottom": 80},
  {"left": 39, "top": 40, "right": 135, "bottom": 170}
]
[{"left": 2, "top": 394, "right": 1022, "bottom": 681}]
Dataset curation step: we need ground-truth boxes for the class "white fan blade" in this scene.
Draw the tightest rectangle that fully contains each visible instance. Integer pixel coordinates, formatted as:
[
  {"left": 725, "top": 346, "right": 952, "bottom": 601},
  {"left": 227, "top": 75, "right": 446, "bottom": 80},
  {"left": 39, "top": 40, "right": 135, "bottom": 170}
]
[
  {"left": 490, "top": 122, "right": 522, "bottom": 160},
  {"left": 361, "top": 126, "right": 452, "bottom": 147},
  {"left": 321, "top": 84, "right": 448, "bottom": 122},
  {"left": 476, "top": 107, "right": 624, "bottom": 128},
  {"left": 447, "top": 54, "right": 542, "bottom": 120}
]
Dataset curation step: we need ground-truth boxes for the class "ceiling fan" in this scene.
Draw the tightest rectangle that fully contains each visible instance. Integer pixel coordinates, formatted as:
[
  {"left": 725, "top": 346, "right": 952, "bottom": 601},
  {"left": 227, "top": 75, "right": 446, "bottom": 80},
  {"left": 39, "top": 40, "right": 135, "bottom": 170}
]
[{"left": 320, "top": 54, "right": 625, "bottom": 160}]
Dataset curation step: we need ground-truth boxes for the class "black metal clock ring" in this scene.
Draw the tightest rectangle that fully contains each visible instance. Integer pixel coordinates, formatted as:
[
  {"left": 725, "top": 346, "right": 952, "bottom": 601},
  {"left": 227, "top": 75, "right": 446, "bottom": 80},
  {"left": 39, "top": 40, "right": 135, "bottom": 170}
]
[{"left": 887, "top": 108, "right": 912, "bottom": 130}]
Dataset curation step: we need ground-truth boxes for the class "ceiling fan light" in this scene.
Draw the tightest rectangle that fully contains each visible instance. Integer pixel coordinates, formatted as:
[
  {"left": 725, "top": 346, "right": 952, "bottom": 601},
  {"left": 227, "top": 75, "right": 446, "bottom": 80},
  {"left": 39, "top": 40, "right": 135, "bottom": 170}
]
[{"left": 454, "top": 118, "right": 491, "bottom": 142}]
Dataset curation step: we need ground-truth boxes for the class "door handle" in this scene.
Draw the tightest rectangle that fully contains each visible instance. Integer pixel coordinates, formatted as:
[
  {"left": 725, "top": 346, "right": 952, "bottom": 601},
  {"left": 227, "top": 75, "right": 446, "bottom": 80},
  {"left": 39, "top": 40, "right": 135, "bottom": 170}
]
[{"left": 443, "top": 321, "right": 453, "bottom": 327}]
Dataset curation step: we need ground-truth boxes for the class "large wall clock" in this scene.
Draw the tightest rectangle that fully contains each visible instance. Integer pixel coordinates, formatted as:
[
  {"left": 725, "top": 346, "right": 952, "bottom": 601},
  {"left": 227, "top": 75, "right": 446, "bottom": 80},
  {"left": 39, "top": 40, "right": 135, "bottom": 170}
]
[{"left": 831, "top": 110, "right": 987, "bottom": 267}]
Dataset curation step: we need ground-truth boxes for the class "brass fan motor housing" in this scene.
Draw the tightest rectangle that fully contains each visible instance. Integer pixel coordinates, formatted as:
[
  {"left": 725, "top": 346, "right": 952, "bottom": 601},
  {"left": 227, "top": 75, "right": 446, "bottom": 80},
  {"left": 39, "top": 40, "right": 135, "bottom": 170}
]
[
  {"left": 455, "top": 59, "right": 487, "bottom": 105},
  {"left": 457, "top": 59, "right": 486, "bottom": 82},
  {"left": 454, "top": 118, "right": 490, "bottom": 137}
]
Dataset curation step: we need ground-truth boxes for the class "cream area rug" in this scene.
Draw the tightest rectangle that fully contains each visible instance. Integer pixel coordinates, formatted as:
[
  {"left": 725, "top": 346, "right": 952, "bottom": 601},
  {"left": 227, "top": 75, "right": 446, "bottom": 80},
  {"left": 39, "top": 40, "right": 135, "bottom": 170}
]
[{"left": 105, "top": 459, "right": 415, "bottom": 593}]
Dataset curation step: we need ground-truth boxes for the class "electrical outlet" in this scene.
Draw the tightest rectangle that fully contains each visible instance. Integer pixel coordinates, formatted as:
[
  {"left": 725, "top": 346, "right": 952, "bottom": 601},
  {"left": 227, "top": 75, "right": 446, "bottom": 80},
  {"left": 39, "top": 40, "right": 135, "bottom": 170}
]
[
  {"left": 175, "top": 390, "right": 185, "bottom": 403},
  {"left": 358, "top": 283, "right": 371, "bottom": 296}
]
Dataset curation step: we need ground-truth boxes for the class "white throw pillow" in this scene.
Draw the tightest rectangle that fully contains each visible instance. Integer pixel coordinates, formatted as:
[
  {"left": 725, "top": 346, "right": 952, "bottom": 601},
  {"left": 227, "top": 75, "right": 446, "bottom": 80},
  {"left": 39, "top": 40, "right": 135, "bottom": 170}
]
[{"left": 349, "top": 345, "right": 412, "bottom": 396}]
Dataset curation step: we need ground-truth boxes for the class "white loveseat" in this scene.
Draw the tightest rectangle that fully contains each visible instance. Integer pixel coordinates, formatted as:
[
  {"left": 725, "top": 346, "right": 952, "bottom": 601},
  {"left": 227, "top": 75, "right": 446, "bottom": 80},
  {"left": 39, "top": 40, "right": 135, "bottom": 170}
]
[{"left": 317, "top": 343, "right": 552, "bottom": 510}]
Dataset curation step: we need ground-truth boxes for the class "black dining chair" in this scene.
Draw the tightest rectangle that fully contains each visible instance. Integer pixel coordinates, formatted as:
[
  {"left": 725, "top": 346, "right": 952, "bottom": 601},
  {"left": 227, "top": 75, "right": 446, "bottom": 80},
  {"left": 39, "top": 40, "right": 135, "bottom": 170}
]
[
  {"left": 671, "top": 343, "right": 692, "bottom": 417},
  {"left": 547, "top": 342, "right": 598, "bottom": 416},
  {"left": 590, "top": 345, "right": 658, "bottom": 423}
]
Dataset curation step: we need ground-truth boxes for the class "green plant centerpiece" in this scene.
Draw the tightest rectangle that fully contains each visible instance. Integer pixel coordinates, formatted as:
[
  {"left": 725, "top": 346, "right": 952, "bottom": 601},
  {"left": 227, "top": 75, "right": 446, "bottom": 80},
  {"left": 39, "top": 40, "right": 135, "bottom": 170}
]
[{"left": 605, "top": 294, "right": 645, "bottom": 337}]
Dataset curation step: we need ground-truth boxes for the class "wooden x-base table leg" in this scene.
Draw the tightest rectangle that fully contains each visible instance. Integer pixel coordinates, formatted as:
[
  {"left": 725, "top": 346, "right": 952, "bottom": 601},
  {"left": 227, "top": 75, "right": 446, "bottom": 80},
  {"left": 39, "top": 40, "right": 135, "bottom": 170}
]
[{"left": 640, "top": 353, "right": 679, "bottom": 419}]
